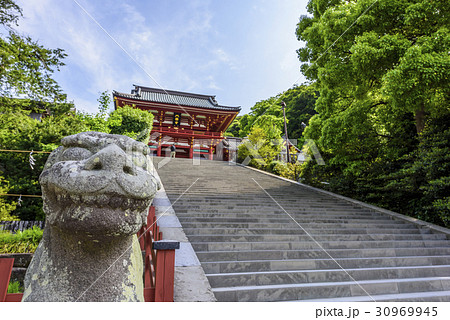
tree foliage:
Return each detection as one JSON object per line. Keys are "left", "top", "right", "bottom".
{"left": 0, "top": 33, "right": 67, "bottom": 103}
{"left": 237, "top": 127, "right": 283, "bottom": 170}
{"left": 0, "top": 176, "right": 16, "bottom": 220}
{"left": 0, "top": 104, "right": 91, "bottom": 220}
{"left": 296, "top": 0, "right": 449, "bottom": 226}
{"left": 107, "top": 105, "right": 154, "bottom": 143}
{"left": 0, "top": 1, "right": 67, "bottom": 106}
{"left": 0, "top": 0, "right": 21, "bottom": 28}
{"left": 226, "top": 84, "right": 317, "bottom": 177}
{"left": 225, "top": 84, "right": 318, "bottom": 142}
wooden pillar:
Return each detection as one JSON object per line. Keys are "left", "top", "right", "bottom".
{"left": 208, "top": 148, "right": 213, "bottom": 160}
{"left": 209, "top": 139, "right": 213, "bottom": 160}
{"left": 159, "top": 111, "right": 165, "bottom": 130}
{"left": 157, "top": 111, "right": 163, "bottom": 157}
{"left": 157, "top": 134, "right": 162, "bottom": 157}
{"left": 189, "top": 137, "right": 194, "bottom": 159}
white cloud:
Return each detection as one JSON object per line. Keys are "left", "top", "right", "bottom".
{"left": 14, "top": 0, "right": 170, "bottom": 112}
{"left": 213, "top": 48, "right": 239, "bottom": 70}
{"left": 205, "top": 75, "right": 220, "bottom": 91}
{"left": 12, "top": 0, "right": 310, "bottom": 115}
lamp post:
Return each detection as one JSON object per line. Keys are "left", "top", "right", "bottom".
{"left": 281, "top": 101, "right": 290, "bottom": 163}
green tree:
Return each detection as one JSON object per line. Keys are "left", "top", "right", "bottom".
{"left": 237, "top": 127, "right": 282, "bottom": 170}
{"left": 0, "top": 176, "right": 17, "bottom": 220}
{"left": 75, "top": 91, "right": 112, "bottom": 133}
{"left": 297, "top": 0, "right": 448, "bottom": 134}
{"left": 0, "top": 107, "right": 91, "bottom": 220}
{"left": 254, "top": 114, "right": 284, "bottom": 140}
{"left": 382, "top": 113, "right": 450, "bottom": 227}
{"left": 107, "top": 105, "right": 154, "bottom": 143}
{"left": 282, "top": 84, "right": 318, "bottom": 142}
{"left": 296, "top": 0, "right": 449, "bottom": 226}
{"left": 382, "top": 27, "right": 449, "bottom": 133}
{"left": 224, "top": 115, "right": 242, "bottom": 137}
{"left": 234, "top": 85, "right": 317, "bottom": 140}
{"left": 0, "top": 0, "right": 21, "bottom": 27}
{"left": 0, "top": 0, "right": 67, "bottom": 107}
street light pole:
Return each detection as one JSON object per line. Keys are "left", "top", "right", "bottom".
{"left": 281, "top": 101, "right": 290, "bottom": 163}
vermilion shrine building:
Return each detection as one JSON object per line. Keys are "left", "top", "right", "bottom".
{"left": 113, "top": 85, "right": 241, "bottom": 160}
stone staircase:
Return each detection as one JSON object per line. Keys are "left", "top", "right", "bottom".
{"left": 152, "top": 157, "right": 450, "bottom": 302}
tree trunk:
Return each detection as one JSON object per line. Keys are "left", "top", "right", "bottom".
{"left": 414, "top": 105, "right": 426, "bottom": 134}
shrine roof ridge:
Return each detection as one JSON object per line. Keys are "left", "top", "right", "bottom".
{"left": 113, "top": 85, "right": 241, "bottom": 112}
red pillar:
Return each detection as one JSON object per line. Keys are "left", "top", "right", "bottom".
{"left": 157, "top": 134, "right": 162, "bottom": 157}
{"left": 208, "top": 147, "right": 213, "bottom": 160}
{"left": 209, "top": 138, "right": 214, "bottom": 160}
{"left": 189, "top": 137, "right": 194, "bottom": 158}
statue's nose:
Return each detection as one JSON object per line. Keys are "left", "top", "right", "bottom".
{"left": 83, "top": 144, "right": 136, "bottom": 175}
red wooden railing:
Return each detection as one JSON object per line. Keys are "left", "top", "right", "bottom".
{"left": 0, "top": 258, "right": 23, "bottom": 302}
{"left": 1, "top": 205, "right": 179, "bottom": 302}
{"left": 155, "top": 126, "right": 223, "bottom": 138}
{"left": 138, "top": 205, "right": 180, "bottom": 302}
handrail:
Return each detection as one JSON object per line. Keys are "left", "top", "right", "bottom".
{"left": 153, "top": 240, "right": 179, "bottom": 301}
{"left": 138, "top": 206, "right": 179, "bottom": 302}
{"left": 0, "top": 258, "right": 24, "bottom": 302}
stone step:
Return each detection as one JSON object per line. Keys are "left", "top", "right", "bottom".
{"left": 171, "top": 201, "right": 378, "bottom": 208}
{"left": 178, "top": 217, "right": 418, "bottom": 228}
{"left": 172, "top": 202, "right": 370, "bottom": 209}
{"left": 174, "top": 208, "right": 377, "bottom": 215}
{"left": 176, "top": 212, "right": 396, "bottom": 221}
{"left": 165, "top": 187, "right": 268, "bottom": 192}
{"left": 174, "top": 199, "right": 353, "bottom": 205}
{"left": 196, "top": 247, "right": 450, "bottom": 262}
{"left": 192, "top": 240, "right": 450, "bottom": 252}
{"left": 183, "top": 227, "right": 426, "bottom": 236}
{"left": 171, "top": 197, "right": 365, "bottom": 205}
{"left": 206, "top": 265, "right": 450, "bottom": 288}
{"left": 172, "top": 197, "right": 362, "bottom": 203}
{"left": 212, "top": 276, "right": 450, "bottom": 302}
{"left": 166, "top": 191, "right": 335, "bottom": 197}
{"left": 185, "top": 233, "right": 446, "bottom": 243}
{"left": 174, "top": 211, "right": 388, "bottom": 219}
{"left": 297, "top": 290, "right": 450, "bottom": 302}
{"left": 180, "top": 222, "right": 427, "bottom": 233}
{"left": 172, "top": 202, "right": 383, "bottom": 209}
{"left": 201, "top": 255, "right": 450, "bottom": 274}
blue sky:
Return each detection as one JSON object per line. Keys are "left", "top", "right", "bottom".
{"left": 14, "top": 0, "right": 309, "bottom": 115}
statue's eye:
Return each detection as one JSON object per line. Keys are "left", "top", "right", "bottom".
{"left": 131, "top": 152, "right": 148, "bottom": 169}
{"left": 60, "top": 147, "right": 93, "bottom": 161}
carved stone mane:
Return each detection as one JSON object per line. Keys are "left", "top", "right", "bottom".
{"left": 22, "top": 132, "right": 160, "bottom": 302}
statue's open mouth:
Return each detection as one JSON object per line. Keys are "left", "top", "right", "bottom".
{"left": 42, "top": 182, "right": 153, "bottom": 235}
{"left": 45, "top": 184, "right": 153, "bottom": 212}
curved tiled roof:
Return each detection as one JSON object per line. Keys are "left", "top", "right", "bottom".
{"left": 113, "top": 86, "right": 241, "bottom": 112}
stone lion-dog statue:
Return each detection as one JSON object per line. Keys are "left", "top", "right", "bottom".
{"left": 22, "top": 132, "right": 160, "bottom": 301}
